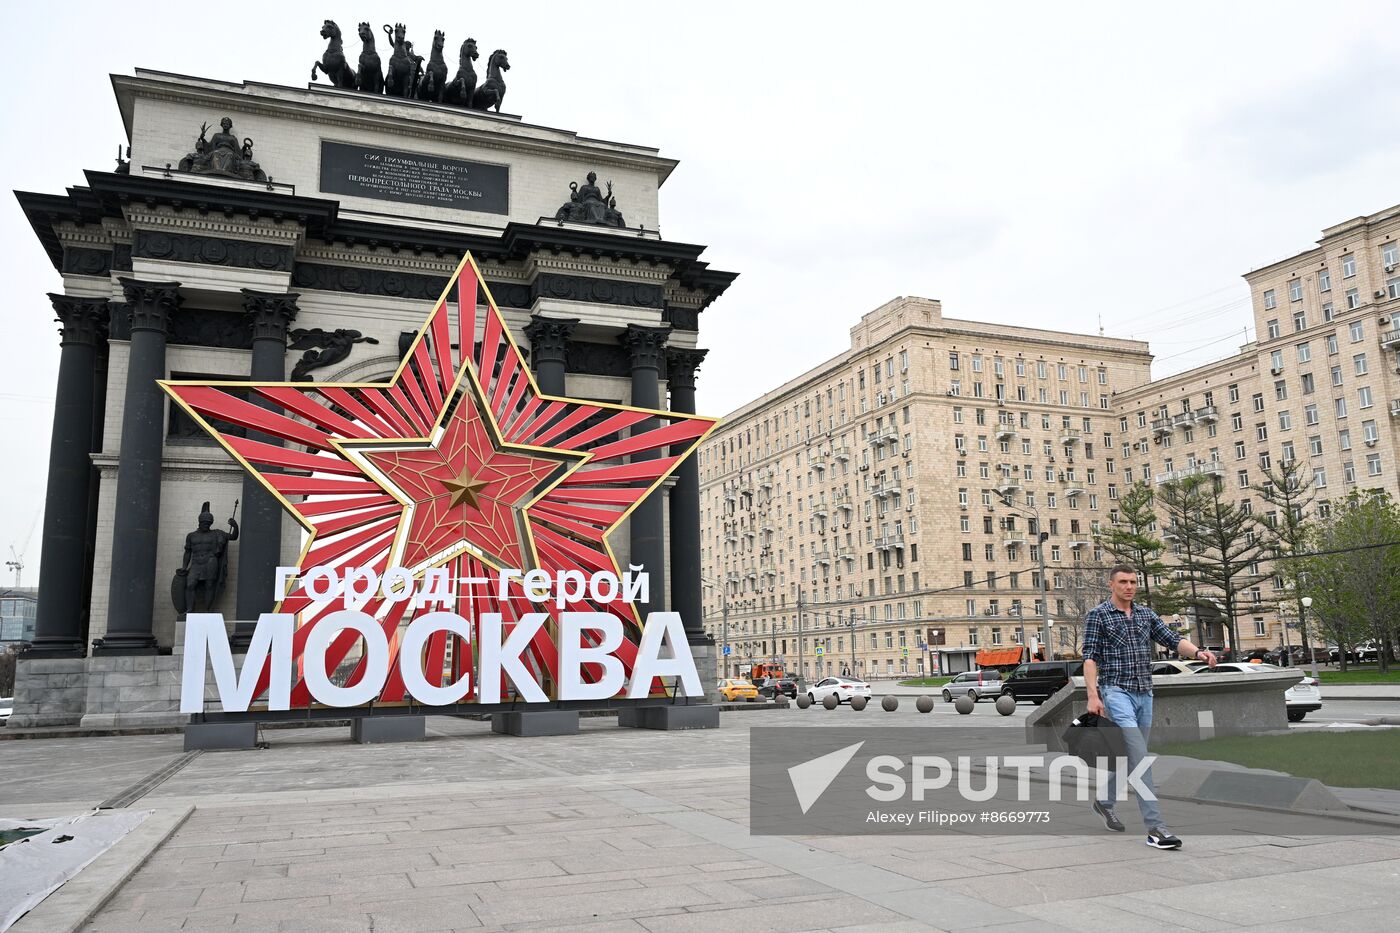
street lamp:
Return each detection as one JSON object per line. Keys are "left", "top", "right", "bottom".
{"left": 1300, "top": 596, "right": 1319, "bottom": 680}
{"left": 701, "top": 577, "right": 730, "bottom": 678}
{"left": 999, "top": 497, "right": 1053, "bottom": 657}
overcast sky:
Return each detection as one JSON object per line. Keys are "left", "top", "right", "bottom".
{"left": 3, "top": 1, "right": 1398, "bottom": 582}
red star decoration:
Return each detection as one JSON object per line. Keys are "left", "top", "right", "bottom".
{"left": 162, "top": 254, "right": 716, "bottom": 707}
{"left": 348, "top": 381, "right": 576, "bottom": 575}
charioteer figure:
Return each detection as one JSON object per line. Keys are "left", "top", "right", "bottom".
{"left": 172, "top": 500, "right": 240, "bottom": 617}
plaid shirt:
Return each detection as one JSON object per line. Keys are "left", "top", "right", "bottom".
{"left": 1081, "top": 599, "right": 1182, "bottom": 694}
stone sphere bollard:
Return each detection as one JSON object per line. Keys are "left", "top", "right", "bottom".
{"left": 881, "top": 695, "right": 899, "bottom": 712}
{"left": 774, "top": 695, "right": 790, "bottom": 708}
{"left": 916, "top": 695, "right": 934, "bottom": 714}
{"left": 954, "top": 695, "right": 976, "bottom": 715}
{"left": 995, "top": 695, "right": 1017, "bottom": 716}
{"left": 849, "top": 695, "right": 868, "bottom": 711}
{"left": 822, "top": 693, "right": 840, "bottom": 710}
{"left": 796, "top": 694, "right": 812, "bottom": 709}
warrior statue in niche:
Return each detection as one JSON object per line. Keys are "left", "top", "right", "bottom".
{"left": 172, "top": 501, "right": 239, "bottom": 618}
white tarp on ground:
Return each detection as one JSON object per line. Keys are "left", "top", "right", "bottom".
{"left": 0, "top": 809, "right": 150, "bottom": 931}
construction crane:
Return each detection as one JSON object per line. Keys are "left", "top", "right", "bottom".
{"left": 6, "top": 509, "right": 39, "bottom": 589}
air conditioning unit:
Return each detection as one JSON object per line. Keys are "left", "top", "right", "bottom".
{"left": 1387, "top": 264, "right": 1397, "bottom": 273}
{"left": 1365, "top": 438, "right": 1378, "bottom": 447}
{"left": 1383, "top": 315, "right": 1393, "bottom": 326}
{"left": 901, "top": 450, "right": 910, "bottom": 458}
{"left": 1271, "top": 366, "right": 1283, "bottom": 375}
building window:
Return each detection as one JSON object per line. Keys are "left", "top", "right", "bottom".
{"left": 1319, "top": 268, "right": 1331, "bottom": 292}
{"left": 1263, "top": 290, "right": 1277, "bottom": 310}
{"left": 1252, "top": 393, "right": 1265, "bottom": 413}
{"left": 1363, "top": 420, "right": 1379, "bottom": 444}
{"left": 1331, "top": 365, "right": 1344, "bottom": 387}
{"left": 1289, "top": 279, "right": 1303, "bottom": 302}
{"left": 1344, "top": 461, "right": 1356, "bottom": 484}
{"left": 1358, "top": 386, "right": 1373, "bottom": 409}
{"left": 1304, "top": 403, "right": 1319, "bottom": 426}
{"left": 1266, "top": 319, "right": 1280, "bottom": 339}
{"left": 1322, "top": 302, "right": 1335, "bottom": 322}
{"left": 1293, "top": 309, "right": 1306, "bottom": 331}
{"left": 1346, "top": 289, "right": 1361, "bottom": 311}
{"left": 1367, "top": 454, "right": 1382, "bottom": 476}
{"left": 1339, "top": 428, "right": 1351, "bottom": 450}
{"left": 1354, "top": 353, "right": 1368, "bottom": 376}
{"left": 1342, "top": 254, "right": 1356, "bottom": 277}
{"left": 1389, "top": 277, "right": 1400, "bottom": 300}
{"left": 1384, "top": 242, "right": 1399, "bottom": 266}
{"left": 1278, "top": 410, "right": 1292, "bottom": 431}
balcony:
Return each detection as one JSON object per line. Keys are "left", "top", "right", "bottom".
{"left": 1380, "top": 327, "right": 1400, "bottom": 349}
{"left": 723, "top": 530, "right": 739, "bottom": 544}
{"left": 1390, "top": 399, "right": 1400, "bottom": 418}
{"left": 811, "top": 501, "right": 830, "bottom": 519}
{"left": 832, "top": 446, "right": 852, "bottom": 462}
{"left": 868, "top": 428, "right": 899, "bottom": 447}
{"left": 812, "top": 550, "right": 831, "bottom": 566}
{"left": 1153, "top": 459, "right": 1227, "bottom": 486}
{"left": 742, "top": 527, "right": 756, "bottom": 540}
{"left": 809, "top": 452, "right": 828, "bottom": 471}
{"left": 1067, "top": 538, "right": 1090, "bottom": 549}
{"left": 760, "top": 520, "right": 775, "bottom": 536}
{"left": 875, "top": 534, "right": 906, "bottom": 551}
{"left": 723, "top": 487, "right": 737, "bottom": 502}
{"left": 1062, "top": 480, "right": 1086, "bottom": 497}
{"left": 725, "top": 571, "right": 740, "bottom": 584}
{"left": 1150, "top": 417, "right": 1174, "bottom": 437}
{"left": 758, "top": 473, "right": 775, "bottom": 491}
{"left": 1193, "top": 405, "right": 1219, "bottom": 424}
{"left": 993, "top": 477, "right": 1022, "bottom": 495}
{"left": 834, "top": 491, "right": 853, "bottom": 511}
{"left": 1002, "top": 530, "right": 1027, "bottom": 547}
{"left": 871, "top": 480, "right": 899, "bottom": 499}
{"left": 1058, "top": 428, "right": 1082, "bottom": 446}
{"left": 836, "top": 549, "right": 856, "bottom": 564}
{"left": 995, "top": 424, "right": 1019, "bottom": 441}
{"left": 738, "top": 480, "right": 754, "bottom": 497}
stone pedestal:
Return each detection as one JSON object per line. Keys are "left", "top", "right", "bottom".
{"left": 618, "top": 704, "right": 719, "bottom": 730}
{"left": 352, "top": 715, "right": 426, "bottom": 744}
{"left": 491, "top": 710, "right": 580, "bottom": 736}
{"left": 688, "top": 640, "right": 719, "bottom": 704}
{"left": 5, "top": 658, "right": 89, "bottom": 728}
{"left": 184, "top": 721, "right": 258, "bottom": 750}
{"left": 78, "top": 654, "right": 186, "bottom": 729}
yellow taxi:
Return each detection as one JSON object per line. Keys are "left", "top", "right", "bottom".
{"left": 717, "top": 678, "right": 760, "bottom": 702}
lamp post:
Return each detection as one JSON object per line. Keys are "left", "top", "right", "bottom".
{"left": 701, "top": 577, "right": 730, "bottom": 678}
{"left": 1301, "top": 596, "right": 1319, "bottom": 680}
{"left": 998, "top": 497, "right": 1053, "bottom": 658}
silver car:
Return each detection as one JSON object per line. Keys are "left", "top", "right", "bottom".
{"left": 941, "top": 670, "right": 1003, "bottom": 703}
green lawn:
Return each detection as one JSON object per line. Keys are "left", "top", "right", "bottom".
{"left": 1315, "top": 667, "right": 1400, "bottom": 685}
{"left": 897, "top": 677, "right": 953, "bottom": 687}
{"left": 1155, "top": 730, "right": 1400, "bottom": 790}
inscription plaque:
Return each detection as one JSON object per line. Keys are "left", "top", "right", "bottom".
{"left": 319, "top": 141, "right": 509, "bottom": 214}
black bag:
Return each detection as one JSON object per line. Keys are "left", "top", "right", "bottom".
{"left": 1062, "top": 710, "right": 1126, "bottom": 770}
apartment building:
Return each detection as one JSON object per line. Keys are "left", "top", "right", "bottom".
{"left": 698, "top": 297, "right": 1154, "bottom": 681}
{"left": 1112, "top": 202, "right": 1400, "bottom": 654}
{"left": 699, "top": 202, "right": 1400, "bottom": 680}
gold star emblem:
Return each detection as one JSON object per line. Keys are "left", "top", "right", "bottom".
{"left": 441, "top": 469, "right": 490, "bottom": 510}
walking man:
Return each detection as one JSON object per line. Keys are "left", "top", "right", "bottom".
{"left": 1082, "top": 564, "right": 1216, "bottom": 849}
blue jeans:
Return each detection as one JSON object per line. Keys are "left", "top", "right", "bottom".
{"left": 1097, "top": 685, "right": 1163, "bottom": 829}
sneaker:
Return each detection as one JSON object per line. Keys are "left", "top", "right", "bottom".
{"left": 1092, "top": 801, "right": 1125, "bottom": 833}
{"left": 1146, "top": 826, "right": 1183, "bottom": 850}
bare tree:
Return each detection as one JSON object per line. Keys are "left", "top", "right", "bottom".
{"left": 1055, "top": 561, "right": 1109, "bottom": 656}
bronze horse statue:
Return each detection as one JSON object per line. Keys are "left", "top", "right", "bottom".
{"left": 383, "top": 23, "right": 417, "bottom": 98}
{"left": 311, "top": 20, "right": 356, "bottom": 88}
{"left": 355, "top": 22, "right": 383, "bottom": 94}
{"left": 416, "top": 30, "right": 449, "bottom": 102}
{"left": 471, "top": 48, "right": 510, "bottom": 113}
{"left": 443, "top": 38, "right": 479, "bottom": 107}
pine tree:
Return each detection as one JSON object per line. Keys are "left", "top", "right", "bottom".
{"left": 1099, "top": 481, "right": 1182, "bottom": 616}
{"left": 1252, "top": 458, "right": 1317, "bottom": 658}
{"left": 1162, "top": 472, "right": 1260, "bottom": 656}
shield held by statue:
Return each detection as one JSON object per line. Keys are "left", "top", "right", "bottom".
{"left": 170, "top": 568, "right": 220, "bottom": 617}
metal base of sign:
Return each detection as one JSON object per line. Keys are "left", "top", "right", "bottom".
{"left": 491, "top": 710, "right": 580, "bottom": 736}
{"left": 184, "top": 721, "right": 258, "bottom": 751}
{"left": 617, "top": 704, "right": 719, "bottom": 731}
{"left": 352, "top": 715, "right": 426, "bottom": 744}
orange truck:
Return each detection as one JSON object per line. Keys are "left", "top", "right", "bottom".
{"left": 748, "top": 663, "right": 785, "bottom": 682}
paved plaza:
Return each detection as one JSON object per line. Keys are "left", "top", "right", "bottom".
{"left": 4, "top": 707, "right": 1400, "bottom": 932}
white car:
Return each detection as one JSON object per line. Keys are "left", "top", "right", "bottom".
{"left": 0, "top": 697, "right": 12, "bottom": 724}
{"left": 942, "top": 670, "right": 1003, "bottom": 702}
{"left": 807, "top": 677, "right": 872, "bottom": 705}
{"left": 1194, "top": 662, "right": 1322, "bottom": 722}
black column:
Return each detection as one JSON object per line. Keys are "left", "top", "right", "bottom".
{"left": 666, "top": 348, "right": 709, "bottom": 642}
{"left": 96, "top": 279, "right": 180, "bottom": 655}
{"left": 27, "top": 296, "right": 108, "bottom": 658}
{"left": 619, "top": 324, "right": 671, "bottom": 617}
{"left": 233, "top": 290, "right": 299, "bottom": 647}
{"left": 523, "top": 315, "right": 579, "bottom": 396}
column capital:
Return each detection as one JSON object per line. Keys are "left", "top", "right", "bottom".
{"left": 117, "top": 277, "right": 182, "bottom": 335}
{"left": 242, "top": 289, "right": 300, "bottom": 341}
{"left": 524, "top": 315, "right": 579, "bottom": 366}
{"left": 48, "top": 294, "right": 109, "bottom": 348}
{"left": 665, "top": 347, "right": 709, "bottom": 392}
{"left": 619, "top": 324, "right": 672, "bottom": 371}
